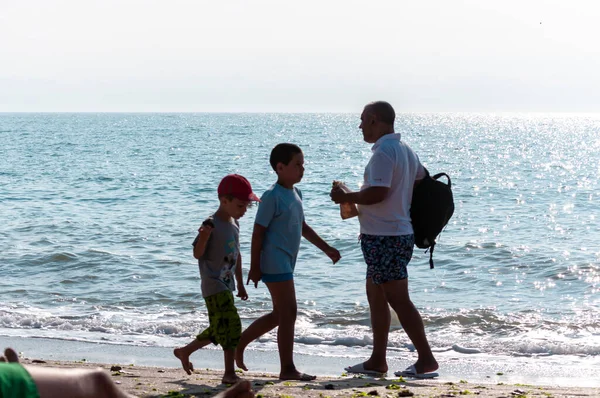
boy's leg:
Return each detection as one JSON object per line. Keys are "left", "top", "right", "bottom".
{"left": 173, "top": 337, "right": 211, "bottom": 375}
{"left": 209, "top": 291, "right": 243, "bottom": 384}
{"left": 222, "top": 349, "right": 240, "bottom": 385}
{"left": 175, "top": 293, "right": 220, "bottom": 374}
{"left": 235, "top": 308, "right": 279, "bottom": 371}
{"left": 266, "top": 280, "right": 315, "bottom": 381}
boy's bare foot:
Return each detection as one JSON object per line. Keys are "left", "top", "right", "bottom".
{"left": 235, "top": 348, "right": 248, "bottom": 371}
{"left": 279, "top": 370, "right": 316, "bottom": 381}
{"left": 221, "top": 373, "right": 242, "bottom": 385}
{"left": 173, "top": 348, "right": 194, "bottom": 375}
{"left": 215, "top": 380, "right": 255, "bottom": 398}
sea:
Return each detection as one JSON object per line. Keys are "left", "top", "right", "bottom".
{"left": 1, "top": 113, "right": 599, "bottom": 386}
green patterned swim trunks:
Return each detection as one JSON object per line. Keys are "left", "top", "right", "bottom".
{"left": 197, "top": 290, "right": 241, "bottom": 350}
{"left": 0, "top": 362, "right": 40, "bottom": 398}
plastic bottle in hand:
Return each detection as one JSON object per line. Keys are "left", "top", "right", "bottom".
{"left": 332, "top": 181, "right": 358, "bottom": 219}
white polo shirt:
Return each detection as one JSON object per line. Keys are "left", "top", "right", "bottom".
{"left": 357, "top": 133, "right": 426, "bottom": 236}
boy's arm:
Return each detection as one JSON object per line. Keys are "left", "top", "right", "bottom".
{"left": 301, "top": 221, "right": 329, "bottom": 252}
{"left": 193, "top": 223, "right": 213, "bottom": 259}
{"left": 235, "top": 253, "right": 248, "bottom": 300}
{"left": 235, "top": 253, "right": 244, "bottom": 285}
{"left": 247, "top": 223, "right": 267, "bottom": 287}
{"left": 302, "top": 221, "right": 341, "bottom": 264}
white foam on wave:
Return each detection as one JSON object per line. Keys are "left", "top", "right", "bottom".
{"left": 2, "top": 305, "right": 600, "bottom": 358}
{"left": 452, "top": 344, "right": 482, "bottom": 354}
{"left": 0, "top": 304, "right": 207, "bottom": 344}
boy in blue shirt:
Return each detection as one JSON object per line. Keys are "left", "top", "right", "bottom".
{"left": 235, "top": 143, "right": 341, "bottom": 381}
{"left": 174, "top": 174, "right": 260, "bottom": 385}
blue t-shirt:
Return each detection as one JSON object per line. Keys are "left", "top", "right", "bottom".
{"left": 254, "top": 183, "right": 304, "bottom": 275}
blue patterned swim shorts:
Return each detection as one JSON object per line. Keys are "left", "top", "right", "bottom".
{"left": 360, "top": 234, "right": 415, "bottom": 284}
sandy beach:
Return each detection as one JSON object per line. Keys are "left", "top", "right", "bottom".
{"left": 16, "top": 355, "right": 600, "bottom": 398}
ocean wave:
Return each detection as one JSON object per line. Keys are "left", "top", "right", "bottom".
{"left": 32, "top": 252, "right": 79, "bottom": 264}
{"left": 1, "top": 305, "right": 599, "bottom": 357}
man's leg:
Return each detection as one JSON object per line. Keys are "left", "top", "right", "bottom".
{"left": 382, "top": 279, "right": 438, "bottom": 374}
{"left": 362, "top": 278, "right": 391, "bottom": 373}
{"left": 355, "top": 234, "right": 391, "bottom": 374}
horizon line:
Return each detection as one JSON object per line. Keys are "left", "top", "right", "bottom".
{"left": 2, "top": 110, "right": 600, "bottom": 116}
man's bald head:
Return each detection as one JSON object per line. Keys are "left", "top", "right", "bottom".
{"left": 364, "top": 101, "right": 395, "bottom": 126}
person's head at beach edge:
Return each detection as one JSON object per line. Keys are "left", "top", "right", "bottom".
{"left": 270, "top": 143, "right": 304, "bottom": 187}
{"left": 360, "top": 101, "right": 395, "bottom": 144}
{"left": 217, "top": 174, "right": 260, "bottom": 219}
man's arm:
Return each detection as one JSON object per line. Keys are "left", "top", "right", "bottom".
{"left": 331, "top": 149, "right": 393, "bottom": 205}
{"left": 331, "top": 186, "right": 390, "bottom": 206}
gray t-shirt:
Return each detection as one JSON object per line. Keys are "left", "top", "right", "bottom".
{"left": 192, "top": 215, "right": 240, "bottom": 298}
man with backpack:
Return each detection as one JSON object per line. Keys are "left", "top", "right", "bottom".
{"left": 330, "top": 101, "right": 439, "bottom": 379}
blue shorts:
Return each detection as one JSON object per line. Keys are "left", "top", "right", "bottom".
{"left": 261, "top": 272, "right": 294, "bottom": 283}
{"left": 360, "top": 234, "right": 414, "bottom": 284}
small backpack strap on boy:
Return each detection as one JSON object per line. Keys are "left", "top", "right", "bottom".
{"left": 202, "top": 216, "right": 215, "bottom": 229}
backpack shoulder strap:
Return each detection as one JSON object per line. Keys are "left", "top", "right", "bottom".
{"left": 428, "top": 243, "right": 435, "bottom": 269}
{"left": 432, "top": 172, "right": 452, "bottom": 188}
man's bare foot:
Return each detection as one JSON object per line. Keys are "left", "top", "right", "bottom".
{"left": 413, "top": 358, "right": 439, "bottom": 374}
{"left": 221, "top": 373, "right": 242, "bottom": 385}
{"left": 173, "top": 348, "right": 194, "bottom": 375}
{"left": 359, "top": 358, "right": 388, "bottom": 374}
{"left": 279, "top": 370, "right": 316, "bottom": 381}
{"left": 215, "top": 380, "right": 255, "bottom": 398}
{"left": 235, "top": 348, "right": 248, "bottom": 371}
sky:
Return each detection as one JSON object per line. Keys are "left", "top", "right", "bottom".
{"left": 1, "top": 0, "right": 600, "bottom": 112}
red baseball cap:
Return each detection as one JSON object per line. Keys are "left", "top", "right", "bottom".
{"left": 218, "top": 174, "right": 261, "bottom": 202}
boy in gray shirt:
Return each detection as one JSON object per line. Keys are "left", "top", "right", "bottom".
{"left": 174, "top": 174, "right": 260, "bottom": 385}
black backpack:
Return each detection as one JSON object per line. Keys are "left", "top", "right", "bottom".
{"left": 410, "top": 169, "right": 454, "bottom": 269}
